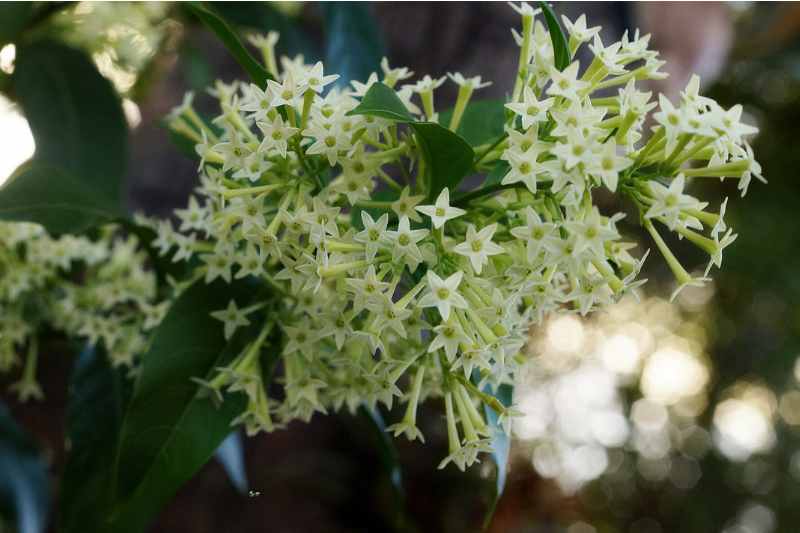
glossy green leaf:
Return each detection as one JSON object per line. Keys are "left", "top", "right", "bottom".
{"left": 212, "top": 2, "right": 318, "bottom": 60}
{"left": 0, "top": 403, "right": 49, "bottom": 533}
{"left": 348, "top": 83, "right": 475, "bottom": 203}
{"left": 323, "top": 2, "right": 384, "bottom": 85}
{"left": 0, "top": 161, "right": 123, "bottom": 235}
{"left": 0, "top": 2, "right": 33, "bottom": 45}
{"left": 214, "top": 431, "right": 248, "bottom": 494}
{"left": 438, "top": 99, "right": 506, "bottom": 147}
{"left": 106, "top": 280, "right": 254, "bottom": 533}
{"left": 347, "top": 81, "right": 414, "bottom": 122}
{"left": 187, "top": 3, "right": 272, "bottom": 87}
{"left": 539, "top": 1, "right": 570, "bottom": 71}
{"left": 2, "top": 41, "right": 127, "bottom": 233}
{"left": 60, "top": 347, "right": 130, "bottom": 533}
{"left": 484, "top": 161, "right": 510, "bottom": 188}
{"left": 411, "top": 122, "right": 474, "bottom": 200}
{"left": 481, "top": 384, "right": 512, "bottom": 529}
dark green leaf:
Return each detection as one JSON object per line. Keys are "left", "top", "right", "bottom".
{"left": 212, "top": 2, "right": 318, "bottom": 60}
{"left": 214, "top": 431, "right": 248, "bottom": 494}
{"left": 0, "top": 402, "right": 49, "bottom": 533}
{"left": 322, "top": 2, "right": 384, "bottom": 85}
{"left": 0, "top": 2, "right": 33, "bottom": 45}
{"left": 481, "top": 384, "right": 513, "bottom": 530}
{"left": 484, "top": 161, "right": 510, "bottom": 188}
{"left": 107, "top": 279, "right": 254, "bottom": 533}
{"left": 438, "top": 99, "right": 506, "bottom": 147}
{"left": 359, "top": 406, "right": 403, "bottom": 498}
{"left": 14, "top": 41, "right": 127, "bottom": 205}
{"left": 0, "top": 161, "right": 123, "bottom": 235}
{"left": 347, "top": 81, "right": 414, "bottom": 122}
{"left": 187, "top": 2, "right": 272, "bottom": 87}
{"left": 539, "top": 2, "right": 570, "bottom": 71}
{"left": 410, "top": 122, "right": 474, "bottom": 200}
{"left": 3, "top": 41, "right": 127, "bottom": 233}
{"left": 348, "top": 83, "right": 475, "bottom": 202}
{"left": 60, "top": 347, "right": 130, "bottom": 533}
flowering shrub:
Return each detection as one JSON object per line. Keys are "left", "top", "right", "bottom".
{"left": 0, "top": 2, "right": 763, "bottom": 531}
{"left": 0, "top": 222, "right": 164, "bottom": 399}
{"left": 156, "top": 2, "right": 761, "bottom": 471}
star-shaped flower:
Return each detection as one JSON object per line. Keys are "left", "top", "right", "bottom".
{"left": 415, "top": 188, "right": 466, "bottom": 229}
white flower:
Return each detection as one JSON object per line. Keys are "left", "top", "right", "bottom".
{"left": 210, "top": 300, "right": 252, "bottom": 340}
{"left": 391, "top": 187, "right": 426, "bottom": 222}
{"left": 546, "top": 62, "right": 589, "bottom": 101}
{"left": 354, "top": 212, "right": 389, "bottom": 261}
{"left": 256, "top": 115, "right": 298, "bottom": 158}
{"left": 453, "top": 224, "right": 504, "bottom": 274}
{"left": 561, "top": 14, "right": 601, "bottom": 43}
{"left": 428, "top": 320, "right": 469, "bottom": 361}
{"left": 387, "top": 216, "right": 429, "bottom": 265}
{"left": 645, "top": 174, "right": 706, "bottom": 230}
{"left": 418, "top": 271, "right": 468, "bottom": 321}
{"left": 505, "top": 86, "right": 555, "bottom": 130}
{"left": 300, "top": 61, "right": 340, "bottom": 94}
{"left": 415, "top": 188, "right": 466, "bottom": 229}
{"left": 510, "top": 206, "right": 557, "bottom": 263}
{"left": 447, "top": 72, "right": 492, "bottom": 91}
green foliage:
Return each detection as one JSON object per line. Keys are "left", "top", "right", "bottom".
{"left": 323, "top": 2, "right": 384, "bottom": 85}
{"left": 0, "top": 403, "right": 49, "bottom": 533}
{"left": 484, "top": 161, "right": 510, "bottom": 188}
{"left": 411, "top": 122, "right": 474, "bottom": 200}
{"left": 60, "top": 347, "right": 130, "bottom": 533}
{"left": 347, "top": 81, "right": 415, "bottom": 122}
{"left": 103, "top": 279, "right": 254, "bottom": 533}
{"left": 539, "top": 1, "right": 570, "bottom": 71}
{"left": 0, "top": 2, "right": 33, "bottom": 46}
{"left": 438, "top": 99, "right": 506, "bottom": 147}
{"left": 186, "top": 3, "right": 273, "bottom": 87}
{"left": 0, "top": 162, "right": 123, "bottom": 235}
{"left": 348, "top": 82, "right": 475, "bottom": 199}
{"left": 0, "top": 41, "right": 127, "bottom": 234}
{"left": 482, "top": 384, "right": 512, "bottom": 529}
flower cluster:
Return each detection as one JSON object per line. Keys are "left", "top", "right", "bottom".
{"left": 157, "top": 3, "right": 760, "bottom": 470}
{"left": 51, "top": 2, "right": 170, "bottom": 93}
{"left": 0, "top": 222, "right": 164, "bottom": 400}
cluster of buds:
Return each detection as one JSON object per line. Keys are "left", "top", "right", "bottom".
{"left": 158, "top": 3, "right": 760, "bottom": 470}
{"left": 0, "top": 222, "right": 164, "bottom": 401}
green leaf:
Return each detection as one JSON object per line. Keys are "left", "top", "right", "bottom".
{"left": 0, "top": 2, "right": 33, "bottom": 45}
{"left": 106, "top": 279, "right": 254, "bottom": 533}
{"left": 212, "top": 2, "right": 318, "bottom": 60}
{"left": 214, "top": 431, "right": 248, "bottom": 494}
{"left": 322, "top": 2, "right": 384, "bottom": 85}
{"left": 481, "top": 384, "right": 513, "bottom": 530}
{"left": 359, "top": 406, "right": 403, "bottom": 499}
{"left": 539, "top": 1, "right": 570, "bottom": 71}
{"left": 438, "top": 99, "right": 506, "bottom": 147}
{"left": 411, "top": 122, "right": 474, "bottom": 200}
{"left": 347, "top": 81, "right": 414, "bottom": 122}
{"left": 484, "top": 161, "right": 510, "bottom": 188}
{"left": 60, "top": 347, "right": 130, "bottom": 533}
{"left": 0, "top": 402, "right": 50, "bottom": 533}
{"left": 2, "top": 41, "right": 128, "bottom": 233}
{"left": 186, "top": 2, "right": 273, "bottom": 87}
{"left": 348, "top": 83, "right": 475, "bottom": 200}
{"left": 0, "top": 161, "right": 123, "bottom": 235}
